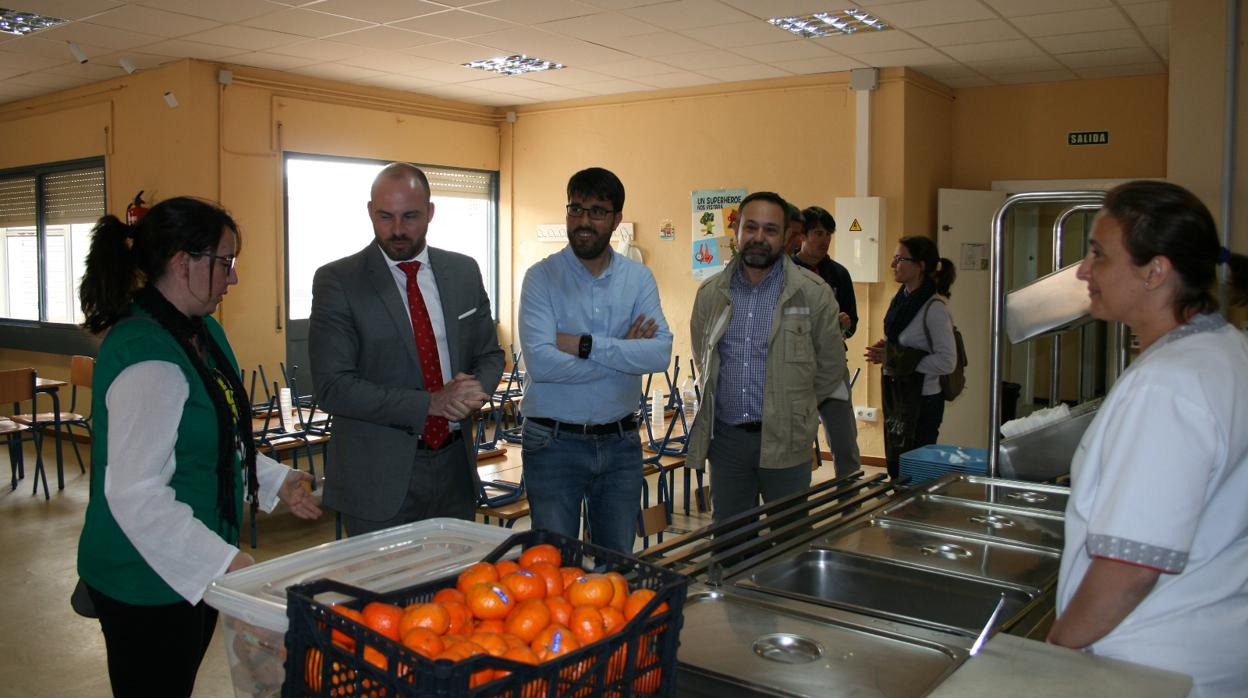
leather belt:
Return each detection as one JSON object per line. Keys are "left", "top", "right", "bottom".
{"left": 416, "top": 430, "right": 463, "bottom": 451}
{"left": 528, "top": 416, "right": 637, "bottom": 435}
{"left": 730, "top": 421, "right": 763, "bottom": 432}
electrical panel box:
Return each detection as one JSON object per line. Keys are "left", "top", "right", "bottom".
{"left": 833, "top": 197, "right": 882, "bottom": 283}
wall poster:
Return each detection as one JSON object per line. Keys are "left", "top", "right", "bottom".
{"left": 691, "top": 188, "right": 746, "bottom": 281}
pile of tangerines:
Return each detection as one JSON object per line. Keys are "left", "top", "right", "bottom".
{"left": 308, "top": 543, "right": 668, "bottom": 694}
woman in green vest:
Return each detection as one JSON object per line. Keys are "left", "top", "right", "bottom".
{"left": 76, "top": 197, "right": 322, "bottom": 697}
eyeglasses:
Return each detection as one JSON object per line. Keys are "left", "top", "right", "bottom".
{"left": 566, "top": 203, "right": 616, "bottom": 221}
{"left": 189, "top": 252, "right": 237, "bottom": 271}
{"left": 892, "top": 255, "right": 915, "bottom": 264}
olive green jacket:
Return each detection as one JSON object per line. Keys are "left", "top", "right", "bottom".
{"left": 686, "top": 256, "right": 848, "bottom": 470}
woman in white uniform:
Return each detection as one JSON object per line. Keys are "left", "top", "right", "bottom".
{"left": 1048, "top": 180, "right": 1248, "bottom": 697}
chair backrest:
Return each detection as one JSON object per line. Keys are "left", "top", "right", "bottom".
{"left": 0, "top": 368, "right": 35, "bottom": 405}
{"left": 71, "top": 355, "right": 95, "bottom": 388}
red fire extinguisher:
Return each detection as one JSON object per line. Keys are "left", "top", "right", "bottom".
{"left": 126, "top": 191, "right": 148, "bottom": 225}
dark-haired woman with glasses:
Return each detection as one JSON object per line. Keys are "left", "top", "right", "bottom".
{"left": 865, "top": 236, "right": 957, "bottom": 478}
{"left": 76, "top": 197, "right": 322, "bottom": 697}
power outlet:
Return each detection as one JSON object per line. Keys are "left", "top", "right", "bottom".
{"left": 854, "top": 406, "right": 879, "bottom": 422}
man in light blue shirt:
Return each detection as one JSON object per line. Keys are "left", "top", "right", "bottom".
{"left": 518, "top": 167, "right": 673, "bottom": 554}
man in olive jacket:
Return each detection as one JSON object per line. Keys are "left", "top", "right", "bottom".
{"left": 686, "top": 191, "right": 850, "bottom": 520}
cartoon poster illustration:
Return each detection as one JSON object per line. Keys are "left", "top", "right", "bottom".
{"left": 691, "top": 188, "right": 746, "bottom": 280}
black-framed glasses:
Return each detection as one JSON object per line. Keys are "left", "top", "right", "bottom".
{"left": 566, "top": 203, "right": 615, "bottom": 221}
{"left": 189, "top": 252, "right": 237, "bottom": 271}
{"left": 892, "top": 255, "right": 915, "bottom": 264}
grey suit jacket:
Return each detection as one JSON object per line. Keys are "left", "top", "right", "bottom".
{"left": 308, "top": 243, "right": 505, "bottom": 520}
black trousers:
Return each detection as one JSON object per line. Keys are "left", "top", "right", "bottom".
{"left": 85, "top": 583, "right": 218, "bottom": 698}
{"left": 341, "top": 441, "right": 476, "bottom": 537}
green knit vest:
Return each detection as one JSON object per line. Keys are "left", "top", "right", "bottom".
{"left": 77, "top": 306, "right": 243, "bottom": 605}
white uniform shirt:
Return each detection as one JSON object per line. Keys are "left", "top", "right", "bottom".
{"left": 1057, "top": 315, "right": 1248, "bottom": 698}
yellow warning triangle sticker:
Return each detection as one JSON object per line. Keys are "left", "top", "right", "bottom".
{"left": 848, "top": 219, "right": 862, "bottom": 232}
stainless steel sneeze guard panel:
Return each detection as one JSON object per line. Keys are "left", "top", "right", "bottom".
{"left": 812, "top": 519, "right": 1060, "bottom": 592}
{"left": 920, "top": 475, "right": 1070, "bottom": 513}
{"left": 877, "top": 495, "right": 1066, "bottom": 552}
{"left": 677, "top": 590, "right": 965, "bottom": 698}
{"left": 1004, "top": 263, "right": 1094, "bottom": 344}
{"left": 736, "top": 549, "right": 1037, "bottom": 637}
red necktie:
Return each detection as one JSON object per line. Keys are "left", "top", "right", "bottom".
{"left": 398, "top": 260, "right": 449, "bottom": 448}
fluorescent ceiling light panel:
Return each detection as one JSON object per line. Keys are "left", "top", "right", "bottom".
{"left": 463, "top": 54, "right": 564, "bottom": 76}
{"left": 0, "top": 7, "right": 68, "bottom": 35}
{"left": 769, "top": 9, "right": 890, "bottom": 39}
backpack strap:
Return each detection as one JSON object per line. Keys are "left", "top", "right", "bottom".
{"left": 921, "top": 297, "right": 945, "bottom": 354}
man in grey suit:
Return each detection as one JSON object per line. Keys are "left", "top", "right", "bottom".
{"left": 309, "top": 162, "right": 505, "bottom": 536}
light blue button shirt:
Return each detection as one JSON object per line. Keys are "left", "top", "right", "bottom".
{"left": 519, "top": 246, "right": 673, "bottom": 425}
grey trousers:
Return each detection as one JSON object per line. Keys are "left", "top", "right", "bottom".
{"left": 341, "top": 442, "right": 476, "bottom": 537}
{"left": 819, "top": 397, "right": 861, "bottom": 479}
{"left": 708, "top": 420, "right": 812, "bottom": 522}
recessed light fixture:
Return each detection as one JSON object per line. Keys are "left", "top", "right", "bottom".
{"left": 0, "top": 7, "right": 68, "bottom": 35}
{"left": 463, "top": 55, "right": 564, "bottom": 76}
{"left": 769, "top": 9, "right": 891, "bottom": 38}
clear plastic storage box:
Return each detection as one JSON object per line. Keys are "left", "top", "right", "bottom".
{"left": 203, "top": 519, "right": 512, "bottom": 698}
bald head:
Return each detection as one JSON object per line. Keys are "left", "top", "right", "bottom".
{"left": 368, "top": 162, "right": 436, "bottom": 261}
{"left": 371, "top": 162, "right": 431, "bottom": 201}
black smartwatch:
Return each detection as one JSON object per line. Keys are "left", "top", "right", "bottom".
{"left": 577, "top": 334, "right": 592, "bottom": 359}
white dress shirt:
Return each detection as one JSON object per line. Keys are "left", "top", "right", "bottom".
{"left": 382, "top": 243, "right": 453, "bottom": 386}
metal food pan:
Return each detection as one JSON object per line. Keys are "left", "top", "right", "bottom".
{"left": 877, "top": 495, "right": 1065, "bottom": 552}
{"left": 919, "top": 474, "right": 1070, "bottom": 513}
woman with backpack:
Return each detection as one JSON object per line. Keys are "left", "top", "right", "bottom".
{"left": 865, "top": 235, "right": 958, "bottom": 478}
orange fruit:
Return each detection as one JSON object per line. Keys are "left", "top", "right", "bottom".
{"left": 305, "top": 647, "right": 324, "bottom": 692}
{"left": 567, "top": 574, "right": 614, "bottom": 609}
{"left": 401, "top": 627, "right": 445, "bottom": 658}
{"left": 501, "top": 569, "right": 547, "bottom": 602}
{"left": 442, "top": 600, "right": 472, "bottom": 636}
{"left": 504, "top": 598, "right": 551, "bottom": 643}
{"left": 526, "top": 562, "right": 563, "bottom": 598}
{"left": 531, "top": 624, "right": 579, "bottom": 659}
{"left": 433, "top": 588, "right": 467, "bottom": 606}
{"left": 433, "top": 643, "right": 474, "bottom": 662}
{"left": 496, "top": 559, "right": 521, "bottom": 576}
{"left": 544, "top": 595, "right": 573, "bottom": 627}
{"left": 466, "top": 582, "right": 515, "bottom": 620}
{"left": 457, "top": 562, "right": 500, "bottom": 594}
{"left": 600, "top": 607, "right": 626, "bottom": 636}
{"left": 496, "top": 645, "right": 540, "bottom": 679}
{"left": 363, "top": 645, "right": 388, "bottom": 670}
{"left": 362, "top": 601, "right": 404, "bottom": 641}
{"left": 623, "top": 589, "right": 667, "bottom": 621}
{"left": 330, "top": 605, "right": 365, "bottom": 651}
{"left": 569, "top": 606, "right": 605, "bottom": 645}
{"left": 473, "top": 618, "right": 505, "bottom": 634}
{"left": 400, "top": 602, "right": 450, "bottom": 637}
{"left": 470, "top": 631, "right": 509, "bottom": 657}
{"left": 520, "top": 543, "right": 562, "bottom": 569}
{"left": 500, "top": 632, "right": 528, "bottom": 650}
{"left": 604, "top": 572, "right": 629, "bottom": 611}
{"left": 559, "top": 566, "right": 584, "bottom": 591}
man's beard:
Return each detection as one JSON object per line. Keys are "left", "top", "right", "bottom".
{"left": 570, "top": 227, "right": 612, "bottom": 260}
{"left": 741, "top": 242, "right": 780, "bottom": 269}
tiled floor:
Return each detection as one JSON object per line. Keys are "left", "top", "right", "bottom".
{"left": 0, "top": 438, "right": 870, "bottom": 697}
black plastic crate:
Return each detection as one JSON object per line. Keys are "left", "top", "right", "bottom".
{"left": 283, "top": 529, "right": 688, "bottom": 698}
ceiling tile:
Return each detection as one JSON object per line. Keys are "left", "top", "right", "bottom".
{"left": 912, "top": 62, "right": 976, "bottom": 79}
{"left": 94, "top": 49, "right": 176, "bottom": 70}
{"left": 1056, "top": 46, "right": 1159, "bottom": 68}
{"left": 474, "top": 27, "right": 633, "bottom": 66}
{"left": 514, "top": 84, "right": 593, "bottom": 100}
{"left": 522, "top": 66, "right": 612, "bottom": 85}
{"left": 179, "top": 25, "right": 305, "bottom": 50}
{"left": 5, "top": 70, "right": 95, "bottom": 88}
{"left": 941, "top": 38, "right": 1043, "bottom": 61}
{"left": 590, "top": 57, "right": 681, "bottom": 78}
{"left": 637, "top": 70, "right": 719, "bottom": 88}
{"left": 1011, "top": 8, "right": 1129, "bottom": 37}
{"left": 356, "top": 73, "right": 442, "bottom": 91}
{"left": 581, "top": 0, "right": 674, "bottom": 8}
{"left": 595, "top": 31, "right": 712, "bottom": 57}
{"left": 981, "top": 0, "right": 1111, "bottom": 17}
{"left": 464, "top": 91, "right": 538, "bottom": 106}
{"left": 338, "top": 51, "right": 440, "bottom": 73}
{"left": 1074, "top": 61, "right": 1166, "bottom": 79}
{"left": 966, "top": 54, "right": 1064, "bottom": 74}
{"left": 866, "top": 0, "right": 996, "bottom": 28}
{"left": 680, "top": 20, "right": 798, "bottom": 48}
{"left": 46, "top": 60, "right": 126, "bottom": 79}
{"left": 814, "top": 30, "right": 926, "bottom": 55}
{"left": 732, "top": 39, "right": 831, "bottom": 63}
{"left": 7, "top": 0, "right": 123, "bottom": 20}
{"left": 32, "top": 22, "right": 163, "bottom": 50}
{"left": 623, "top": 0, "right": 755, "bottom": 30}
{"left": 418, "top": 83, "right": 497, "bottom": 99}
{"left": 290, "top": 62, "right": 385, "bottom": 81}
{"left": 0, "top": 50, "right": 71, "bottom": 71}
{"left": 1035, "top": 28, "right": 1144, "bottom": 54}
{"left": 852, "top": 46, "right": 951, "bottom": 67}
{"left": 242, "top": 9, "right": 374, "bottom": 38}
{"left": 470, "top": 0, "right": 600, "bottom": 24}
{"left": 390, "top": 10, "right": 518, "bottom": 38}
{"left": 224, "top": 51, "right": 320, "bottom": 70}
{"left": 715, "top": 0, "right": 833, "bottom": 19}
{"left": 942, "top": 74, "right": 994, "bottom": 87}
{"left": 307, "top": 0, "right": 445, "bottom": 24}
{"left": 0, "top": 82, "right": 47, "bottom": 101}
{"left": 573, "top": 76, "right": 653, "bottom": 94}
{"left": 769, "top": 54, "right": 866, "bottom": 74}
{"left": 401, "top": 40, "right": 503, "bottom": 63}
{"left": 660, "top": 47, "right": 754, "bottom": 70}
{"left": 134, "top": 0, "right": 282, "bottom": 23}
{"left": 462, "top": 75, "right": 554, "bottom": 93}
{"left": 1123, "top": 1, "right": 1167, "bottom": 27}
{"left": 0, "top": 36, "right": 110, "bottom": 60}
{"left": 909, "top": 19, "right": 1022, "bottom": 46}
{"left": 331, "top": 26, "right": 443, "bottom": 50}
{"left": 140, "top": 38, "right": 246, "bottom": 59}
{"left": 403, "top": 62, "right": 488, "bottom": 82}
{"left": 1139, "top": 24, "right": 1167, "bottom": 57}
{"left": 268, "top": 39, "right": 373, "bottom": 60}
{"left": 698, "top": 62, "right": 790, "bottom": 82}
{"left": 84, "top": 5, "right": 222, "bottom": 37}
{"left": 992, "top": 69, "right": 1077, "bottom": 84}
{"left": 539, "top": 12, "right": 659, "bottom": 41}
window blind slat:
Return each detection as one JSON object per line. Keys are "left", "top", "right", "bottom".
{"left": 425, "top": 168, "right": 492, "bottom": 199}
{"left": 0, "top": 176, "right": 37, "bottom": 227}
{"left": 43, "top": 167, "right": 106, "bottom": 224}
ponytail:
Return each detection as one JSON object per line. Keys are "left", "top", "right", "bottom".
{"left": 79, "top": 215, "right": 138, "bottom": 334}
{"left": 933, "top": 257, "right": 957, "bottom": 298}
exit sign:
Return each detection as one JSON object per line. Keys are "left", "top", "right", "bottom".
{"left": 1068, "top": 131, "right": 1109, "bottom": 146}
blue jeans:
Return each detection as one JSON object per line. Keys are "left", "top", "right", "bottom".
{"left": 521, "top": 419, "right": 644, "bottom": 555}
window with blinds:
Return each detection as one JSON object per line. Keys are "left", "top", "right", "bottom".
{"left": 0, "top": 160, "right": 105, "bottom": 325}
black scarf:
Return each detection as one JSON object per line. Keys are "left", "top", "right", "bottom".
{"left": 883, "top": 280, "right": 935, "bottom": 344}
{"left": 132, "top": 287, "right": 258, "bottom": 538}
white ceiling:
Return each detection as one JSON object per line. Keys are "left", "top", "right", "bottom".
{"left": 0, "top": 0, "right": 1169, "bottom": 107}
